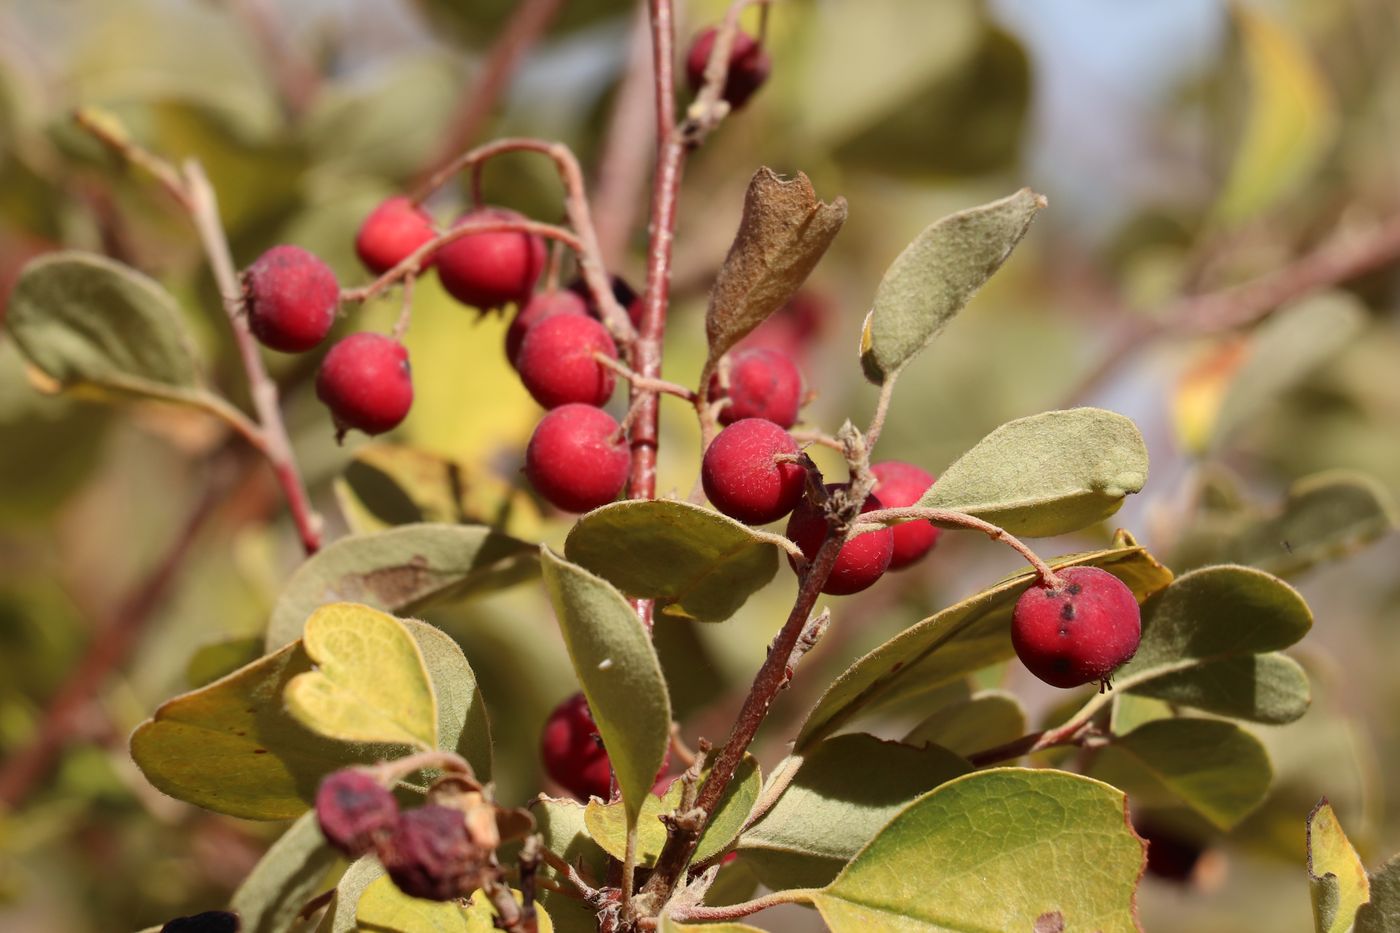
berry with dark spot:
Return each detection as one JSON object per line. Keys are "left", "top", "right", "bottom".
{"left": 870, "top": 461, "right": 940, "bottom": 569}
{"left": 506, "top": 289, "right": 589, "bottom": 368}
{"left": 243, "top": 245, "right": 339, "bottom": 353}
{"left": 380, "top": 805, "right": 487, "bottom": 901}
{"left": 315, "top": 769, "right": 398, "bottom": 857}
{"left": 517, "top": 313, "right": 618, "bottom": 409}
{"left": 355, "top": 196, "right": 438, "bottom": 275}
{"left": 1010, "top": 566, "right": 1141, "bottom": 689}
{"left": 785, "top": 485, "right": 894, "bottom": 595}
{"left": 701, "top": 418, "right": 807, "bottom": 525}
{"left": 685, "top": 26, "right": 772, "bottom": 110}
{"left": 709, "top": 348, "right": 804, "bottom": 428}
{"left": 435, "top": 207, "right": 545, "bottom": 311}
{"left": 316, "top": 333, "right": 413, "bottom": 438}
{"left": 525, "top": 404, "right": 629, "bottom": 513}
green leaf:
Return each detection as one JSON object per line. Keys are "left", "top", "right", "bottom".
{"left": 1355, "top": 854, "right": 1400, "bottom": 933}
{"left": 284, "top": 603, "right": 438, "bottom": 750}
{"left": 6, "top": 251, "right": 204, "bottom": 404}
{"left": 796, "top": 542, "right": 1171, "bottom": 749}
{"left": 529, "top": 796, "right": 609, "bottom": 887}
{"left": 1114, "top": 565, "right": 1312, "bottom": 698}
{"left": 860, "top": 188, "right": 1045, "bottom": 383}
{"left": 230, "top": 812, "right": 337, "bottom": 933}
{"left": 564, "top": 500, "right": 782, "bottom": 623}
{"left": 740, "top": 734, "right": 970, "bottom": 890}
{"left": 132, "top": 619, "right": 489, "bottom": 819}
{"left": 811, "top": 769, "right": 1145, "bottom": 932}
{"left": 1088, "top": 719, "right": 1272, "bottom": 830}
{"left": 185, "top": 636, "right": 265, "bottom": 689}
{"left": 1125, "top": 652, "right": 1310, "bottom": 724}
{"left": 916, "top": 408, "right": 1148, "bottom": 536}
{"left": 902, "top": 689, "right": 1026, "bottom": 757}
{"left": 356, "top": 874, "right": 468, "bottom": 931}
{"left": 584, "top": 756, "right": 761, "bottom": 867}
{"left": 539, "top": 548, "right": 671, "bottom": 826}
{"left": 1308, "top": 799, "right": 1370, "bottom": 933}
{"left": 462, "top": 888, "right": 555, "bottom": 932}
{"left": 704, "top": 168, "right": 847, "bottom": 363}
{"left": 316, "top": 857, "right": 382, "bottom": 933}
{"left": 266, "top": 523, "right": 538, "bottom": 649}
{"left": 1215, "top": 5, "right": 1336, "bottom": 225}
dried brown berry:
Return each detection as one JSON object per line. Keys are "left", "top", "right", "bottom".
{"left": 315, "top": 768, "right": 398, "bottom": 857}
{"left": 380, "top": 805, "right": 489, "bottom": 901}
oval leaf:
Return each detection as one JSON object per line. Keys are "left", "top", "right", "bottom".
{"left": 740, "top": 734, "right": 970, "bottom": 891}
{"left": 902, "top": 689, "right": 1027, "bottom": 756}
{"left": 1126, "top": 652, "right": 1310, "bottom": 724}
{"left": 539, "top": 548, "right": 671, "bottom": 826}
{"left": 796, "top": 542, "right": 1172, "bottom": 749}
{"left": 315, "top": 856, "right": 382, "bottom": 933}
{"left": 811, "top": 769, "right": 1145, "bottom": 932}
{"left": 917, "top": 408, "right": 1148, "bottom": 536}
{"left": 1354, "top": 853, "right": 1400, "bottom": 933}
{"left": 266, "top": 523, "right": 538, "bottom": 649}
{"left": 1089, "top": 719, "right": 1272, "bottom": 830}
{"left": 1308, "top": 799, "right": 1370, "bottom": 933}
{"left": 356, "top": 874, "right": 467, "bottom": 931}
{"left": 860, "top": 187, "right": 1045, "bottom": 383}
{"left": 284, "top": 603, "right": 438, "bottom": 749}
{"left": 529, "top": 796, "right": 610, "bottom": 887}
{"left": 462, "top": 888, "right": 554, "bottom": 932}
{"left": 7, "top": 251, "right": 202, "bottom": 401}
{"left": 564, "top": 500, "right": 782, "bottom": 623}
{"left": 705, "top": 168, "right": 847, "bottom": 363}
{"left": 230, "top": 811, "right": 337, "bottom": 933}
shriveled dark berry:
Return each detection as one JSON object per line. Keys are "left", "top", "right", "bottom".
{"left": 315, "top": 768, "right": 398, "bottom": 857}
{"left": 380, "top": 805, "right": 488, "bottom": 901}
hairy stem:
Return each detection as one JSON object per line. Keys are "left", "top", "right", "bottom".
{"left": 667, "top": 888, "right": 820, "bottom": 923}
{"left": 855, "top": 506, "right": 1062, "bottom": 588}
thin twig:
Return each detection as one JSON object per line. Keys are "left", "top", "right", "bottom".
{"left": 594, "top": 352, "right": 697, "bottom": 401}
{"left": 855, "top": 506, "right": 1062, "bottom": 588}
{"left": 965, "top": 709, "right": 1108, "bottom": 768}
{"left": 666, "top": 888, "right": 820, "bottom": 923}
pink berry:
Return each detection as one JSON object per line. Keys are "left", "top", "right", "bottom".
{"left": 435, "top": 207, "right": 546, "bottom": 310}
{"left": 525, "top": 404, "right": 629, "bottom": 513}
{"left": 517, "top": 314, "right": 618, "bottom": 409}
{"left": 355, "top": 196, "right": 438, "bottom": 275}
{"left": 685, "top": 26, "right": 772, "bottom": 110}
{"left": 785, "top": 485, "right": 894, "bottom": 595}
{"left": 316, "top": 333, "right": 413, "bottom": 438}
{"left": 701, "top": 418, "right": 806, "bottom": 525}
{"left": 709, "top": 347, "right": 804, "bottom": 428}
{"left": 1011, "top": 566, "right": 1142, "bottom": 689}
{"left": 540, "top": 692, "right": 613, "bottom": 801}
{"left": 380, "top": 805, "right": 486, "bottom": 901}
{"left": 870, "top": 461, "right": 940, "bottom": 570}
{"left": 506, "top": 290, "right": 589, "bottom": 367}
{"left": 315, "top": 769, "right": 398, "bottom": 857}
{"left": 243, "top": 245, "right": 339, "bottom": 353}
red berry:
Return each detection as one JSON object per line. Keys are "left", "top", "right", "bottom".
{"left": 525, "top": 404, "right": 629, "bottom": 513}
{"left": 1010, "top": 566, "right": 1142, "bottom": 689}
{"left": 435, "top": 207, "right": 545, "bottom": 311}
{"left": 701, "top": 418, "right": 806, "bottom": 525}
{"left": 517, "top": 314, "right": 618, "bottom": 409}
{"left": 870, "top": 461, "right": 940, "bottom": 570}
{"left": 685, "top": 26, "right": 772, "bottom": 110}
{"left": 506, "top": 289, "right": 589, "bottom": 367}
{"left": 709, "top": 347, "right": 803, "bottom": 428}
{"left": 380, "top": 805, "right": 487, "bottom": 901}
{"left": 243, "top": 245, "right": 339, "bottom": 352}
{"left": 315, "top": 769, "right": 398, "bottom": 857}
{"left": 785, "top": 486, "right": 894, "bottom": 595}
{"left": 316, "top": 333, "right": 413, "bottom": 438}
{"left": 355, "top": 196, "right": 438, "bottom": 275}
{"left": 540, "top": 692, "right": 613, "bottom": 801}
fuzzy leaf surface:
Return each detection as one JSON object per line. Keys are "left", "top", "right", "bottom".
{"left": 811, "top": 769, "right": 1146, "bottom": 932}
{"left": 797, "top": 542, "right": 1171, "bottom": 749}
{"left": 705, "top": 168, "right": 847, "bottom": 362}
{"left": 462, "top": 889, "right": 554, "bottom": 932}
{"left": 266, "top": 523, "right": 537, "bottom": 649}
{"left": 315, "top": 857, "right": 381, "bottom": 932}
{"left": 739, "top": 734, "right": 969, "bottom": 890}
{"left": 1125, "top": 652, "right": 1310, "bottom": 724}
{"left": 6, "top": 251, "right": 202, "bottom": 402}
{"left": 230, "top": 811, "right": 337, "bottom": 933}
{"left": 1355, "top": 854, "right": 1400, "bottom": 933}
{"left": 356, "top": 874, "right": 468, "bottom": 931}
{"left": 530, "top": 796, "right": 610, "bottom": 886}
{"left": 564, "top": 499, "right": 781, "bottom": 622}
{"left": 284, "top": 603, "right": 438, "bottom": 749}
{"left": 1308, "top": 799, "right": 1370, "bottom": 933}
{"left": 902, "top": 689, "right": 1026, "bottom": 756}
{"left": 1088, "top": 719, "right": 1272, "bottom": 830}
{"left": 917, "top": 408, "right": 1148, "bottom": 536}
{"left": 860, "top": 188, "right": 1044, "bottom": 382}
{"left": 540, "top": 548, "right": 671, "bottom": 826}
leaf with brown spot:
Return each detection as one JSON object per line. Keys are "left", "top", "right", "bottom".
{"left": 704, "top": 168, "right": 847, "bottom": 365}
{"left": 1034, "top": 911, "right": 1066, "bottom": 933}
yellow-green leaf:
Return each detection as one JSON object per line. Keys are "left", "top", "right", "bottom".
{"left": 811, "top": 769, "right": 1145, "bottom": 932}
{"left": 539, "top": 548, "right": 671, "bottom": 827}
{"left": 356, "top": 874, "right": 467, "bottom": 931}
{"left": 284, "top": 603, "right": 438, "bottom": 749}
{"left": 902, "top": 689, "right": 1026, "bottom": 757}
{"left": 462, "top": 888, "right": 554, "bottom": 932}
{"left": 1308, "top": 799, "right": 1370, "bottom": 933}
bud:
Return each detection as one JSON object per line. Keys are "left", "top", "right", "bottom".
{"left": 380, "top": 805, "right": 490, "bottom": 901}
{"left": 315, "top": 769, "right": 398, "bottom": 857}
